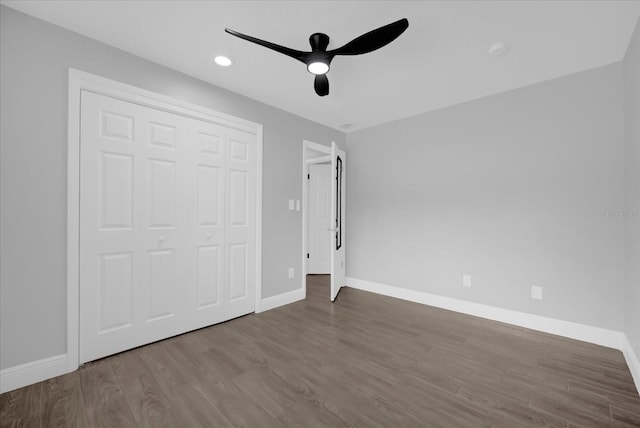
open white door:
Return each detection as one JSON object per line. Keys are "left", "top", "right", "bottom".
{"left": 330, "top": 142, "right": 346, "bottom": 301}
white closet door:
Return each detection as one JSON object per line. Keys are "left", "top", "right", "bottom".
{"left": 79, "top": 91, "right": 257, "bottom": 363}
{"left": 79, "top": 92, "right": 139, "bottom": 363}
{"left": 187, "top": 119, "right": 227, "bottom": 327}
{"left": 79, "top": 91, "right": 190, "bottom": 362}
{"left": 224, "top": 129, "right": 256, "bottom": 320}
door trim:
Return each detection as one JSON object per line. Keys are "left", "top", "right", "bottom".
{"left": 67, "top": 68, "right": 263, "bottom": 372}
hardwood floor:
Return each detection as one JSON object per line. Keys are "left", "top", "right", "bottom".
{"left": 2, "top": 275, "right": 639, "bottom": 427}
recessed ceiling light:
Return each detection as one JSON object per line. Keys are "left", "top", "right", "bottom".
{"left": 489, "top": 43, "right": 508, "bottom": 57}
{"left": 214, "top": 55, "right": 233, "bottom": 67}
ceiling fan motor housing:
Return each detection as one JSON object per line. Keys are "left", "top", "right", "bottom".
{"left": 310, "top": 33, "right": 330, "bottom": 51}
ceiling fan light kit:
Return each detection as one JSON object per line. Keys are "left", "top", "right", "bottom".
{"left": 307, "top": 61, "right": 330, "bottom": 75}
{"left": 225, "top": 18, "right": 409, "bottom": 96}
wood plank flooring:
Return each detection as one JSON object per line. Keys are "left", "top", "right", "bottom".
{"left": 2, "top": 275, "right": 639, "bottom": 427}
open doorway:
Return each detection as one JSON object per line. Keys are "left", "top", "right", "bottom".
{"left": 308, "top": 162, "right": 331, "bottom": 275}
{"left": 302, "top": 140, "right": 346, "bottom": 301}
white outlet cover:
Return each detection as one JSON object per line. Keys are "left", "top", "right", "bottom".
{"left": 531, "top": 285, "right": 543, "bottom": 300}
{"left": 288, "top": 267, "right": 294, "bottom": 279}
{"left": 463, "top": 274, "right": 472, "bottom": 287}
{"left": 296, "top": 200, "right": 301, "bottom": 211}
{"left": 288, "top": 199, "right": 294, "bottom": 210}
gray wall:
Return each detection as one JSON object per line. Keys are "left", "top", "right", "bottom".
{"left": 346, "top": 63, "right": 625, "bottom": 331}
{"left": 623, "top": 18, "right": 640, "bottom": 358}
{"left": 0, "top": 6, "right": 345, "bottom": 369}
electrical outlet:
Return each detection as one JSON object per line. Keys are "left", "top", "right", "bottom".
{"left": 531, "top": 285, "right": 543, "bottom": 300}
{"left": 288, "top": 267, "right": 294, "bottom": 279}
{"left": 463, "top": 274, "right": 472, "bottom": 288}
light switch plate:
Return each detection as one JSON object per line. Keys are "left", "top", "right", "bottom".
{"left": 288, "top": 199, "right": 294, "bottom": 210}
{"left": 288, "top": 267, "right": 294, "bottom": 279}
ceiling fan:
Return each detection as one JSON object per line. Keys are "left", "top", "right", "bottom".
{"left": 225, "top": 18, "right": 409, "bottom": 97}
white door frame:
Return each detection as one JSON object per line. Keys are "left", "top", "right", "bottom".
{"left": 67, "top": 69, "right": 263, "bottom": 372}
{"left": 301, "top": 140, "right": 333, "bottom": 295}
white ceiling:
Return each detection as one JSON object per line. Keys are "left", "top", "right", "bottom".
{"left": 3, "top": 1, "right": 639, "bottom": 132}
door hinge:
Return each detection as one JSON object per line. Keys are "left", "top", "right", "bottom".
{"left": 307, "top": 253, "right": 309, "bottom": 259}
{"left": 307, "top": 174, "right": 310, "bottom": 179}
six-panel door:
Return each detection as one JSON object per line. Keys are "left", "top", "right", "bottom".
{"left": 79, "top": 91, "right": 257, "bottom": 363}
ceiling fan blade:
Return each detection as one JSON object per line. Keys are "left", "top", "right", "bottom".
{"left": 314, "top": 74, "right": 329, "bottom": 96}
{"left": 225, "top": 28, "right": 308, "bottom": 63}
{"left": 330, "top": 18, "right": 409, "bottom": 56}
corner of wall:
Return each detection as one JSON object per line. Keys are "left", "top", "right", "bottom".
{"left": 622, "top": 335, "right": 640, "bottom": 396}
{"left": 623, "top": 15, "right": 640, "bottom": 368}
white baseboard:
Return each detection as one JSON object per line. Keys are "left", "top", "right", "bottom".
{"left": 346, "top": 277, "right": 625, "bottom": 350}
{"left": 0, "top": 354, "right": 68, "bottom": 394}
{"left": 0, "top": 287, "right": 305, "bottom": 393}
{"left": 2, "top": 283, "right": 637, "bottom": 396}
{"left": 347, "top": 276, "right": 640, "bottom": 394}
{"left": 257, "top": 287, "right": 305, "bottom": 313}
{"left": 622, "top": 336, "right": 640, "bottom": 394}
